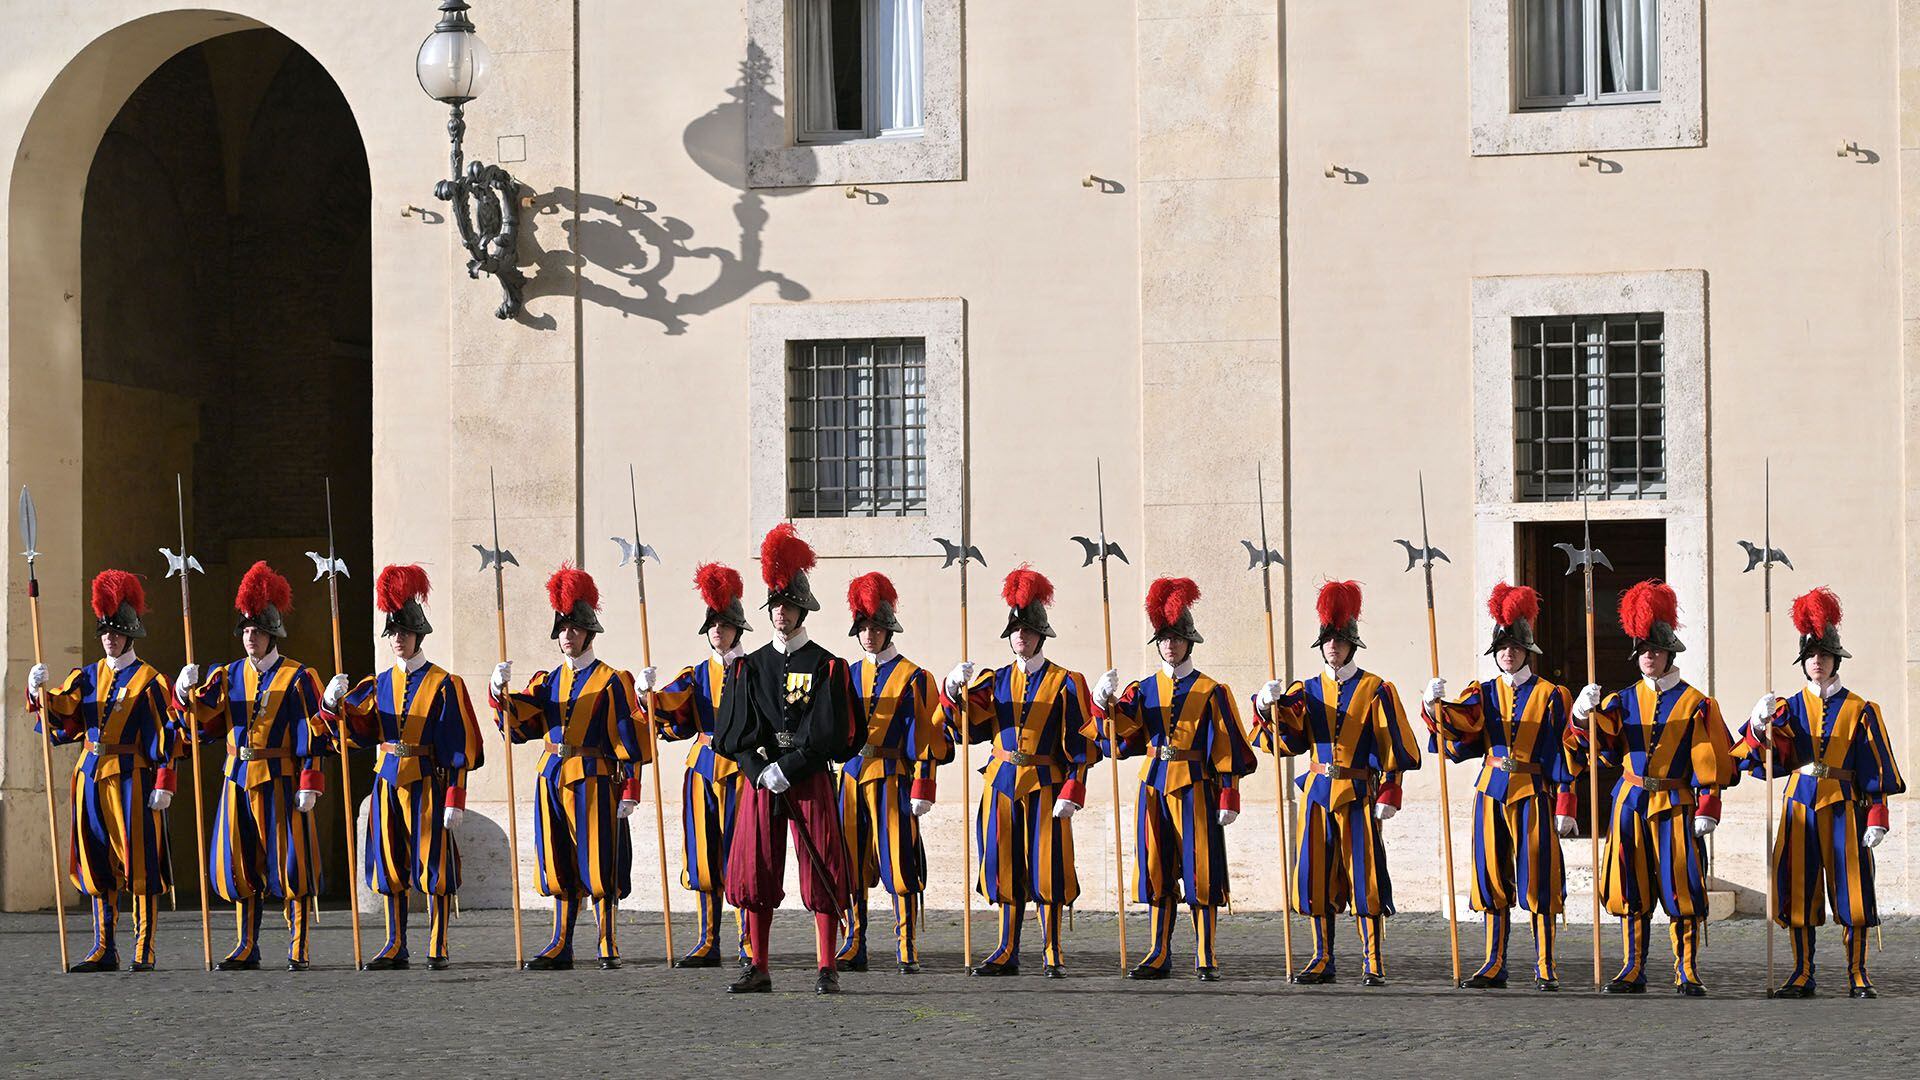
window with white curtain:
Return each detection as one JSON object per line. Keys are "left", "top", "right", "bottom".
{"left": 795, "top": 0, "right": 925, "bottom": 144}
{"left": 1518, "top": 0, "right": 1658, "bottom": 109}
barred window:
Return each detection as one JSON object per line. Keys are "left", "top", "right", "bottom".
{"left": 1512, "top": 313, "right": 1665, "bottom": 501}
{"left": 787, "top": 337, "right": 927, "bottom": 518}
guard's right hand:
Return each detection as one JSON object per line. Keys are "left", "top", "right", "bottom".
{"left": 944, "top": 661, "right": 977, "bottom": 700}
{"left": 1572, "top": 683, "right": 1603, "bottom": 721}
{"left": 1423, "top": 677, "right": 1447, "bottom": 705}
{"left": 1750, "top": 693, "right": 1782, "bottom": 729}
{"left": 176, "top": 663, "right": 202, "bottom": 693}
{"left": 27, "top": 663, "right": 48, "bottom": 695}
{"left": 1555, "top": 815, "right": 1577, "bottom": 838}
{"left": 490, "top": 661, "right": 513, "bottom": 694}
{"left": 1092, "top": 668, "right": 1121, "bottom": 711}
{"left": 759, "top": 763, "right": 791, "bottom": 795}
{"left": 634, "top": 666, "right": 659, "bottom": 694}
{"left": 1255, "top": 679, "right": 1287, "bottom": 711}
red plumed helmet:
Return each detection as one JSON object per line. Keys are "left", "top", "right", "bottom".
{"left": 1487, "top": 582, "right": 1539, "bottom": 628}
{"left": 847, "top": 572, "right": 899, "bottom": 619}
{"left": 91, "top": 569, "right": 147, "bottom": 620}
{"left": 1315, "top": 580, "right": 1362, "bottom": 630}
{"left": 1618, "top": 579, "right": 1686, "bottom": 656}
{"left": 235, "top": 561, "right": 293, "bottom": 617}
{"left": 760, "top": 523, "right": 816, "bottom": 591}
{"left": 1791, "top": 587, "right": 1842, "bottom": 638}
{"left": 376, "top": 564, "right": 431, "bottom": 614}
{"left": 547, "top": 563, "right": 600, "bottom": 615}
{"left": 1002, "top": 565, "right": 1054, "bottom": 610}
{"left": 1146, "top": 577, "right": 1200, "bottom": 630}
{"left": 694, "top": 563, "right": 745, "bottom": 613}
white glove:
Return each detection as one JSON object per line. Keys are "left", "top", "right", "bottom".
{"left": 490, "top": 661, "right": 513, "bottom": 695}
{"left": 176, "top": 663, "right": 202, "bottom": 693}
{"left": 1865, "top": 825, "right": 1888, "bottom": 849}
{"left": 944, "top": 661, "right": 977, "bottom": 700}
{"left": 323, "top": 673, "right": 350, "bottom": 710}
{"left": 1692, "top": 815, "right": 1717, "bottom": 837}
{"left": 27, "top": 663, "right": 48, "bottom": 694}
{"left": 1573, "top": 683, "right": 1603, "bottom": 720}
{"left": 911, "top": 798, "right": 934, "bottom": 818}
{"left": 1423, "top": 677, "right": 1447, "bottom": 705}
{"left": 1255, "top": 679, "right": 1287, "bottom": 711}
{"left": 1750, "top": 693, "right": 1782, "bottom": 730}
{"left": 759, "top": 762, "right": 790, "bottom": 794}
{"left": 147, "top": 789, "right": 173, "bottom": 812}
{"left": 443, "top": 807, "right": 465, "bottom": 830}
{"left": 1555, "top": 815, "right": 1577, "bottom": 838}
{"left": 1053, "top": 799, "right": 1080, "bottom": 820}
{"left": 1374, "top": 802, "right": 1398, "bottom": 822}
{"left": 634, "top": 666, "right": 659, "bottom": 694}
{"left": 1217, "top": 808, "right": 1239, "bottom": 826}
{"left": 1093, "top": 668, "right": 1121, "bottom": 711}
{"left": 294, "top": 789, "right": 319, "bottom": 813}
{"left": 617, "top": 799, "right": 638, "bottom": 820}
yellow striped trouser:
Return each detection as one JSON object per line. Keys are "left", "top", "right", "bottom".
{"left": 1134, "top": 782, "right": 1230, "bottom": 907}
{"left": 209, "top": 776, "right": 323, "bottom": 903}
{"left": 1771, "top": 795, "right": 1880, "bottom": 930}
{"left": 1468, "top": 790, "right": 1563, "bottom": 915}
{"left": 1600, "top": 785, "right": 1708, "bottom": 919}
{"left": 365, "top": 776, "right": 460, "bottom": 896}
{"left": 976, "top": 782, "right": 1078, "bottom": 907}
{"left": 1785, "top": 925, "right": 1877, "bottom": 992}
{"left": 1292, "top": 797, "right": 1394, "bottom": 917}
{"left": 70, "top": 766, "right": 171, "bottom": 898}
{"left": 532, "top": 772, "right": 633, "bottom": 901}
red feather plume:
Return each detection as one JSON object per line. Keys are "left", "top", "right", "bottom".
{"left": 847, "top": 572, "right": 899, "bottom": 619}
{"left": 759, "top": 523, "right": 816, "bottom": 591}
{"left": 376, "top": 564, "right": 430, "bottom": 615}
{"left": 235, "top": 561, "right": 292, "bottom": 617}
{"left": 1618, "top": 579, "right": 1679, "bottom": 641}
{"left": 1002, "top": 565, "right": 1054, "bottom": 610}
{"left": 1487, "top": 581, "right": 1540, "bottom": 628}
{"left": 90, "top": 569, "right": 146, "bottom": 620}
{"left": 1791, "top": 587, "right": 1843, "bottom": 638}
{"left": 694, "top": 563, "right": 744, "bottom": 612}
{"left": 546, "top": 563, "right": 599, "bottom": 615}
{"left": 1315, "top": 580, "right": 1363, "bottom": 629}
{"left": 1146, "top": 577, "right": 1200, "bottom": 631}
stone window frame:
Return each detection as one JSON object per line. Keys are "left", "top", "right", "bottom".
{"left": 746, "top": 0, "right": 965, "bottom": 188}
{"left": 1470, "top": 0, "right": 1704, "bottom": 157}
{"left": 749, "top": 299, "right": 966, "bottom": 558}
{"left": 1469, "top": 270, "right": 1711, "bottom": 669}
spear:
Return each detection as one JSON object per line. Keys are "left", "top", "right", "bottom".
{"left": 614, "top": 463, "right": 674, "bottom": 962}
{"left": 314, "top": 478, "right": 362, "bottom": 967}
{"left": 18, "top": 487, "right": 67, "bottom": 971}
{"left": 1739, "top": 460, "right": 1789, "bottom": 995}
{"left": 1073, "top": 459, "right": 1129, "bottom": 968}
{"left": 162, "top": 475, "right": 213, "bottom": 969}
{"left": 932, "top": 531, "right": 986, "bottom": 966}
{"left": 1397, "top": 473, "right": 1460, "bottom": 985}
{"left": 477, "top": 467, "right": 526, "bottom": 965}
{"left": 1558, "top": 474, "right": 1613, "bottom": 987}
{"left": 1243, "top": 463, "right": 1294, "bottom": 976}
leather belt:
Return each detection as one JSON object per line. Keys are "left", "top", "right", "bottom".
{"left": 857, "top": 744, "right": 907, "bottom": 760}
{"left": 85, "top": 740, "right": 138, "bottom": 756}
{"left": 1801, "top": 761, "right": 1855, "bottom": 781}
{"left": 543, "top": 740, "right": 605, "bottom": 760}
{"left": 1310, "top": 761, "right": 1371, "bottom": 782}
{"left": 380, "top": 741, "right": 432, "bottom": 760}
{"left": 1155, "top": 745, "right": 1205, "bottom": 763}
{"left": 1491, "top": 753, "right": 1543, "bottom": 775}
{"left": 1624, "top": 767, "right": 1687, "bottom": 793}
{"left": 234, "top": 746, "right": 294, "bottom": 762}
{"left": 993, "top": 746, "right": 1059, "bottom": 769}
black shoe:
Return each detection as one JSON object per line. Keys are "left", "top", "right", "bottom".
{"left": 1851, "top": 986, "right": 1878, "bottom": 999}
{"left": 728, "top": 967, "right": 772, "bottom": 994}
{"left": 287, "top": 960, "right": 311, "bottom": 972}
{"left": 1771, "top": 983, "right": 1814, "bottom": 999}
{"left": 130, "top": 961, "right": 155, "bottom": 973}
{"left": 1043, "top": 964, "right": 1067, "bottom": 979}
{"left": 815, "top": 967, "right": 841, "bottom": 994}
{"left": 1535, "top": 978, "right": 1559, "bottom": 992}
{"left": 522, "top": 955, "right": 574, "bottom": 971}
{"left": 1127, "top": 962, "right": 1169, "bottom": 980}
{"left": 67, "top": 955, "right": 119, "bottom": 973}
{"left": 835, "top": 956, "right": 868, "bottom": 973}
{"left": 214, "top": 955, "right": 260, "bottom": 972}
{"left": 1675, "top": 980, "right": 1707, "bottom": 997}
{"left": 1291, "top": 969, "right": 1335, "bottom": 985}
{"left": 426, "top": 957, "right": 451, "bottom": 971}
{"left": 1196, "top": 967, "right": 1222, "bottom": 982}
{"left": 969, "top": 960, "right": 1019, "bottom": 977}
{"left": 1602, "top": 979, "right": 1645, "bottom": 994}
{"left": 675, "top": 952, "right": 722, "bottom": 969}
{"left": 597, "top": 956, "right": 622, "bottom": 970}
{"left": 1463, "top": 973, "right": 1507, "bottom": 989}
{"left": 898, "top": 962, "right": 921, "bottom": 975}
{"left": 361, "top": 956, "right": 409, "bottom": 971}
{"left": 1361, "top": 973, "right": 1387, "bottom": 987}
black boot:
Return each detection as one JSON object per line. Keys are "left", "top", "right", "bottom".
{"left": 523, "top": 955, "right": 574, "bottom": 971}
{"left": 1602, "top": 978, "right": 1645, "bottom": 994}
{"left": 67, "top": 955, "right": 119, "bottom": 974}
{"left": 425, "top": 957, "right": 451, "bottom": 971}
{"left": 1463, "top": 973, "right": 1507, "bottom": 989}
{"left": 675, "top": 952, "right": 722, "bottom": 969}
{"left": 969, "top": 960, "right": 1019, "bottom": 977}
{"left": 1675, "top": 980, "right": 1707, "bottom": 997}
{"left": 362, "top": 956, "right": 409, "bottom": 972}
{"left": 1127, "top": 962, "right": 1169, "bottom": 980}
{"left": 1195, "top": 967, "right": 1222, "bottom": 982}
{"left": 728, "top": 967, "right": 773, "bottom": 994}
{"left": 815, "top": 966, "right": 841, "bottom": 994}
{"left": 1850, "top": 985, "right": 1878, "bottom": 999}
{"left": 214, "top": 955, "right": 260, "bottom": 972}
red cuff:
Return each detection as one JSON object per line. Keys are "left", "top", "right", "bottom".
{"left": 446, "top": 786, "right": 467, "bottom": 810}
{"left": 154, "top": 766, "right": 177, "bottom": 794}
{"left": 1695, "top": 791, "right": 1722, "bottom": 821}
{"left": 1554, "top": 790, "right": 1578, "bottom": 818}
{"left": 1219, "top": 788, "right": 1241, "bottom": 813}
{"left": 1375, "top": 782, "right": 1403, "bottom": 810}
{"left": 621, "top": 777, "right": 643, "bottom": 802}
{"left": 298, "top": 768, "right": 326, "bottom": 794}
{"left": 1058, "top": 779, "right": 1087, "bottom": 807}
{"left": 910, "top": 777, "right": 937, "bottom": 802}
{"left": 1868, "top": 803, "right": 1889, "bottom": 829}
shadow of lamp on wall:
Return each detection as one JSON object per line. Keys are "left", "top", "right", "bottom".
{"left": 417, "top": 0, "right": 527, "bottom": 320}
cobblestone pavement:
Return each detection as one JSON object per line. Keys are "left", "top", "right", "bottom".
{"left": 0, "top": 908, "right": 1913, "bottom": 1077}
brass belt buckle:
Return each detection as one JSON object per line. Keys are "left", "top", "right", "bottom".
{"left": 1497, "top": 755, "right": 1516, "bottom": 773}
{"left": 1810, "top": 762, "right": 1831, "bottom": 779}
{"left": 238, "top": 747, "right": 258, "bottom": 762}
{"left": 1323, "top": 763, "right": 1347, "bottom": 780}
{"left": 775, "top": 732, "right": 797, "bottom": 748}
{"left": 1009, "top": 750, "right": 1034, "bottom": 766}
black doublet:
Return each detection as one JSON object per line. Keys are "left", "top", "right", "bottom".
{"left": 715, "top": 637, "right": 855, "bottom": 787}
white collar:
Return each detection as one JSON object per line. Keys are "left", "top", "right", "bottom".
{"left": 1324, "top": 660, "right": 1359, "bottom": 685}
{"left": 712, "top": 645, "right": 746, "bottom": 666}
{"left": 1498, "top": 665, "right": 1534, "bottom": 688}
{"left": 107, "top": 650, "right": 139, "bottom": 673}
{"left": 1642, "top": 666, "right": 1684, "bottom": 694}
{"left": 1807, "top": 678, "right": 1845, "bottom": 701}
{"left": 398, "top": 651, "right": 429, "bottom": 675}
{"left": 247, "top": 649, "right": 281, "bottom": 674}
{"left": 1015, "top": 651, "right": 1047, "bottom": 677}
{"left": 772, "top": 628, "right": 810, "bottom": 655}
{"left": 1160, "top": 657, "right": 1195, "bottom": 680}
{"left": 563, "top": 650, "right": 596, "bottom": 672}
{"left": 865, "top": 644, "right": 899, "bottom": 666}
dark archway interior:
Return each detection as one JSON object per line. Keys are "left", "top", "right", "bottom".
{"left": 81, "top": 28, "right": 372, "bottom": 904}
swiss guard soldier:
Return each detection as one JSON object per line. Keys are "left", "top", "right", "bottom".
{"left": 1422, "top": 583, "right": 1583, "bottom": 990}
{"left": 942, "top": 566, "right": 1099, "bottom": 980}
{"left": 1568, "top": 579, "right": 1736, "bottom": 996}
{"left": 1738, "top": 587, "right": 1904, "bottom": 999}
{"left": 325, "top": 565, "right": 485, "bottom": 970}
{"left": 716, "top": 524, "right": 858, "bottom": 995}
{"left": 27, "top": 570, "right": 177, "bottom": 972}
{"left": 174, "top": 561, "right": 332, "bottom": 971}
{"left": 1252, "top": 580, "right": 1420, "bottom": 987}
{"left": 1091, "top": 577, "right": 1258, "bottom": 981}
{"left": 491, "top": 564, "right": 648, "bottom": 971}
{"left": 638, "top": 562, "right": 755, "bottom": 970}
{"left": 836, "top": 571, "right": 949, "bottom": 975}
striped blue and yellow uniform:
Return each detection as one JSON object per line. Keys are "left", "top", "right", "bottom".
{"left": 652, "top": 651, "right": 750, "bottom": 963}
{"left": 1253, "top": 668, "right": 1419, "bottom": 979}
{"left": 1736, "top": 684, "right": 1905, "bottom": 992}
{"left": 1572, "top": 675, "right": 1735, "bottom": 988}
{"left": 836, "top": 648, "right": 950, "bottom": 967}
{"left": 176, "top": 654, "right": 332, "bottom": 965}
{"left": 35, "top": 657, "right": 177, "bottom": 968}
{"left": 497, "top": 658, "right": 648, "bottom": 962}
{"left": 946, "top": 657, "right": 1098, "bottom": 970}
{"left": 1428, "top": 673, "right": 1583, "bottom": 982}
{"left": 335, "top": 660, "right": 484, "bottom": 962}
{"left": 1100, "top": 664, "right": 1257, "bottom": 972}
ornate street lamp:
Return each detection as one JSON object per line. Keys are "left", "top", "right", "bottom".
{"left": 418, "top": 0, "right": 526, "bottom": 319}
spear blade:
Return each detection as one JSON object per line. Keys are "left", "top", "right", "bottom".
{"left": 18, "top": 485, "right": 38, "bottom": 564}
